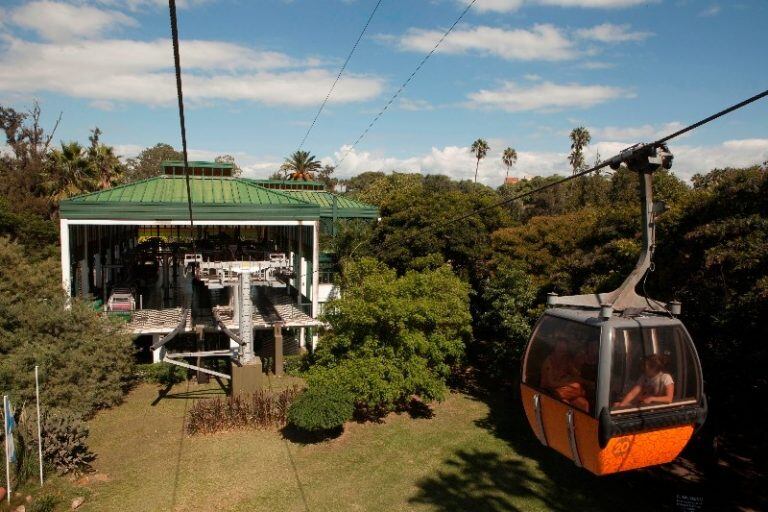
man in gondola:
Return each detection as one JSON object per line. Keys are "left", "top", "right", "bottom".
{"left": 540, "top": 338, "right": 590, "bottom": 412}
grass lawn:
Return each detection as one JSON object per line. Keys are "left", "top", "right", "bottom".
{"left": 39, "top": 377, "right": 714, "bottom": 512}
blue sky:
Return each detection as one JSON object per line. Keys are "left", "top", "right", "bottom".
{"left": 0, "top": 0, "right": 766, "bottom": 183}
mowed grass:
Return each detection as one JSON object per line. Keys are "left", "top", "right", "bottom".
{"left": 63, "top": 378, "right": 680, "bottom": 512}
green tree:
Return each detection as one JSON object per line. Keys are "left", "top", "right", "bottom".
{"left": 476, "top": 261, "right": 537, "bottom": 378}
{"left": 0, "top": 238, "right": 135, "bottom": 418}
{"left": 470, "top": 138, "right": 490, "bottom": 183}
{"left": 568, "top": 126, "right": 591, "bottom": 174}
{"left": 87, "top": 127, "right": 124, "bottom": 190}
{"left": 124, "top": 143, "right": 183, "bottom": 181}
{"left": 281, "top": 150, "right": 322, "bottom": 181}
{"left": 310, "top": 258, "right": 472, "bottom": 416}
{"left": 215, "top": 154, "right": 242, "bottom": 177}
{"left": 501, "top": 147, "right": 518, "bottom": 182}
{"left": 317, "top": 164, "right": 337, "bottom": 191}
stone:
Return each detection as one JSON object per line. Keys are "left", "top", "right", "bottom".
{"left": 14, "top": 505, "right": 25, "bottom": 512}
{"left": 71, "top": 496, "right": 85, "bottom": 510}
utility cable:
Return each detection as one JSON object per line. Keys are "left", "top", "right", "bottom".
{"left": 169, "top": 0, "right": 198, "bottom": 329}
{"left": 298, "top": 0, "right": 385, "bottom": 150}
{"left": 336, "top": 0, "right": 478, "bottom": 167}
{"left": 169, "top": 0, "right": 194, "bottom": 235}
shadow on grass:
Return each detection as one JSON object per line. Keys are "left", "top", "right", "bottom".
{"left": 281, "top": 424, "right": 344, "bottom": 445}
{"left": 412, "top": 387, "right": 716, "bottom": 512}
{"left": 151, "top": 379, "right": 229, "bottom": 406}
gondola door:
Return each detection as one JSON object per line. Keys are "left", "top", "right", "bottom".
{"left": 520, "top": 314, "right": 603, "bottom": 471}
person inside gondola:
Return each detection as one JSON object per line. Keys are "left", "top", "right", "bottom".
{"left": 541, "top": 339, "right": 590, "bottom": 412}
{"left": 617, "top": 354, "right": 675, "bottom": 407}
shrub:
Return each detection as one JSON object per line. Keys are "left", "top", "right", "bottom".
{"left": 283, "top": 354, "right": 307, "bottom": 376}
{"left": 186, "top": 387, "right": 300, "bottom": 435}
{"left": 287, "top": 382, "right": 354, "bottom": 433}
{"left": 39, "top": 411, "right": 95, "bottom": 475}
{"left": 29, "top": 495, "right": 58, "bottom": 512}
{"left": 137, "top": 363, "right": 186, "bottom": 386}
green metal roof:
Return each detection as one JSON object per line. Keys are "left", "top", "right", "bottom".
{"left": 59, "top": 175, "right": 379, "bottom": 222}
{"left": 281, "top": 190, "right": 378, "bottom": 218}
{"left": 59, "top": 176, "right": 318, "bottom": 221}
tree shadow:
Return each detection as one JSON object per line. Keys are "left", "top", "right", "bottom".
{"left": 411, "top": 449, "right": 557, "bottom": 512}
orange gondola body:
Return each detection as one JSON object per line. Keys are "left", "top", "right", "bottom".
{"left": 521, "top": 381, "right": 696, "bottom": 475}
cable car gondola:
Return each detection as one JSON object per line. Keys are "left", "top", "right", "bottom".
{"left": 520, "top": 144, "right": 707, "bottom": 475}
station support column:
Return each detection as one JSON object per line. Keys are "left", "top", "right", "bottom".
{"left": 231, "top": 270, "right": 263, "bottom": 394}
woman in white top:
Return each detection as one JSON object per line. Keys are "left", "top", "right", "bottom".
{"left": 618, "top": 354, "right": 675, "bottom": 407}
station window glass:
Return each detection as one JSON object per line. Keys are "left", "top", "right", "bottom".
{"left": 609, "top": 325, "right": 700, "bottom": 413}
{"left": 523, "top": 316, "right": 601, "bottom": 414}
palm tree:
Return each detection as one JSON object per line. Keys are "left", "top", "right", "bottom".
{"left": 87, "top": 127, "right": 123, "bottom": 189}
{"left": 89, "top": 144, "right": 123, "bottom": 189}
{"left": 501, "top": 147, "right": 518, "bottom": 182}
{"left": 45, "top": 141, "right": 95, "bottom": 203}
{"left": 470, "top": 138, "right": 490, "bottom": 183}
{"left": 568, "top": 126, "right": 591, "bottom": 175}
{"left": 281, "top": 150, "right": 322, "bottom": 181}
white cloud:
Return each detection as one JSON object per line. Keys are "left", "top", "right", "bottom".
{"left": 330, "top": 144, "right": 567, "bottom": 184}
{"left": 699, "top": 5, "right": 721, "bottom": 17}
{"left": 467, "top": 80, "right": 633, "bottom": 112}
{"left": 590, "top": 122, "right": 685, "bottom": 140}
{"left": 576, "top": 23, "right": 653, "bottom": 43}
{"left": 469, "top": 0, "right": 656, "bottom": 13}
{"left": 0, "top": 37, "right": 384, "bottom": 107}
{"left": 580, "top": 61, "right": 615, "bottom": 69}
{"left": 395, "top": 24, "right": 577, "bottom": 61}
{"left": 398, "top": 98, "right": 435, "bottom": 111}
{"left": 97, "top": 0, "right": 212, "bottom": 10}
{"left": 672, "top": 139, "right": 768, "bottom": 179}
{"left": 10, "top": 1, "right": 137, "bottom": 42}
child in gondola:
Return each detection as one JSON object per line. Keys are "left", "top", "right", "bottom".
{"left": 618, "top": 354, "right": 675, "bottom": 407}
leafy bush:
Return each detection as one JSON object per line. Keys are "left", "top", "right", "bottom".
{"left": 308, "top": 357, "right": 444, "bottom": 420}
{"left": 283, "top": 354, "right": 307, "bottom": 376}
{"left": 287, "top": 382, "right": 354, "bottom": 433}
{"left": 137, "top": 363, "right": 186, "bottom": 386}
{"left": 0, "top": 239, "right": 136, "bottom": 418}
{"left": 40, "top": 411, "right": 96, "bottom": 475}
{"left": 186, "top": 387, "right": 300, "bottom": 435}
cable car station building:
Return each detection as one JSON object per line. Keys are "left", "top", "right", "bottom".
{"left": 58, "top": 161, "right": 378, "bottom": 383}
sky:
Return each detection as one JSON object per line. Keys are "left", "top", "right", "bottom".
{"left": 0, "top": 0, "right": 766, "bottom": 184}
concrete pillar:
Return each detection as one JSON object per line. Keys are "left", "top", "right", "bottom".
{"left": 231, "top": 359, "right": 264, "bottom": 395}
{"left": 299, "top": 327, "right": 306, "bottom": 351}
{"left": 60, "top": 219, "right": 71, "bottom": 298}
{"left": 81, "top": 225, "right": 89, "bottom": 297}
{"left": 312, "top": 221, "right": 320, "bottom": 319}
{"left": 151, "top": 334, "right": 165, "bottom": 363}
{"left": 239, "top": 271, "right": 254, "bottom": 363}
{"left": 297, "top": 223, "right": 303, "bottom": 296}
{"left": 274, "top": 322, "right": 284, "bottom": 376}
